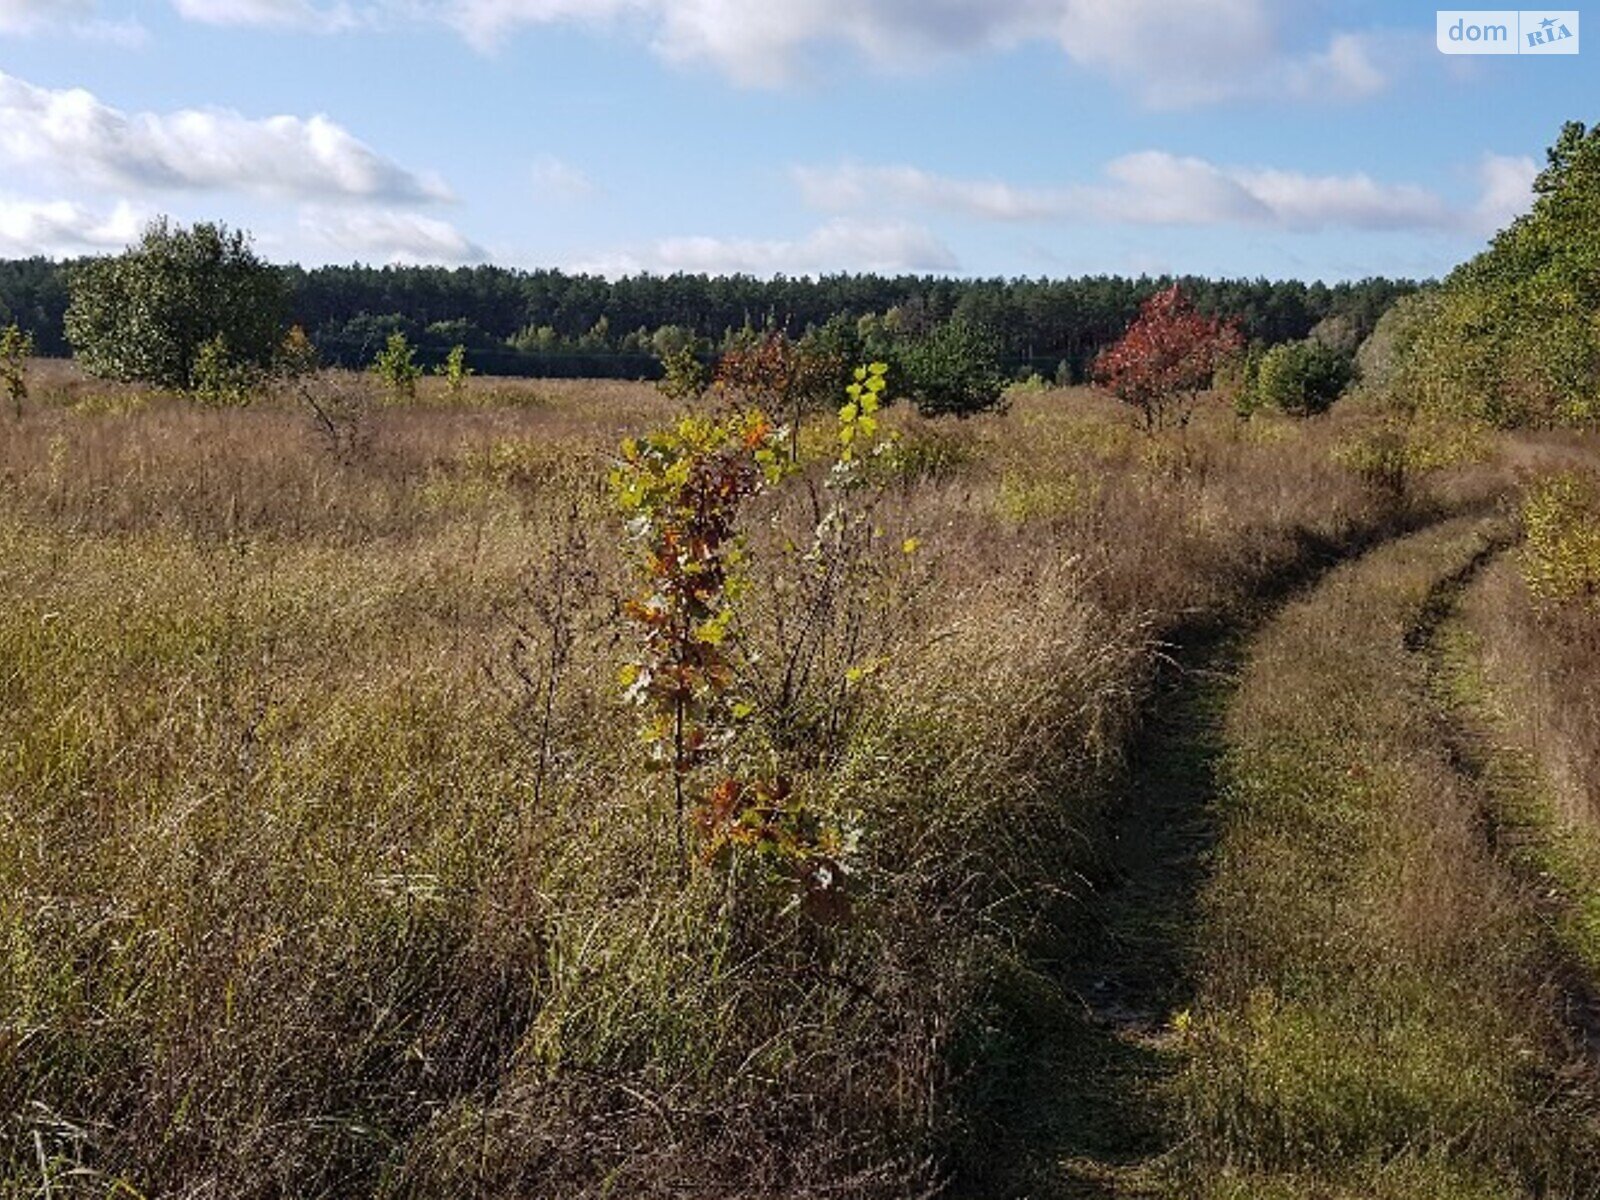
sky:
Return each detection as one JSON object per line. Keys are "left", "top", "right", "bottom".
{"left": 0, "top": 0, "right": 1590, "bottom": 281}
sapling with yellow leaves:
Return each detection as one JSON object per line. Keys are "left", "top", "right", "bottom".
{"left": 609, "top": 370, "right": 903, "bottom": 916}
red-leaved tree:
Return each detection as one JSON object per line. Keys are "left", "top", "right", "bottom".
{"left": 1093, "top": 285, "right": 1243, "bottom": 431}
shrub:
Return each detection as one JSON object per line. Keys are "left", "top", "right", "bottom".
{"left": 1520, "top": 472, "right": 1600, "bottom": 605}
{"left": 190, "top": 333, "right": 258, "bottom": 406}
{"left": 715, "top": 330, "right": 847, "bottom": 458}
{"left": 1332, "top": 412, "right": 1491, "bottom": 500}
{"left": 1220, "top": 343, "right": 1265, "bottom": 419}
{"left": 894, "top": 318, "right": 1007, "bottom": 418}
{"left": 65, "top": 218, "right": 287, "bottom": 392}
{"left": 609, "top": 406, "right": 852, "bottom": 903}
{"left": 435, "top": 343, "right": 474, "bottom": 399}
{"left": 275, "top": 325, "right": 321, "bottom": 382}
{"left": 656, "top": 345, "right": 708, "bottom": 404}
{"left": 1251, "top": 339, "right": 1354, "bottom": 416}
{"left": 371, "top": 331, "right": 422, "bottom": 401}
{"left": 0, "top": 322, "right": 32, "bottom": 418}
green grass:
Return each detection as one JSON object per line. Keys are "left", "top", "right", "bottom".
{"left": 1176, "top": 518, "right": 1600, "bottom": 1197}
{"left": 1437, "top": 575, "right": 1600, "bottom": 1010}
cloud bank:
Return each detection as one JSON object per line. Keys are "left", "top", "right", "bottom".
{"left": 577, "top": 218, "right": 959, "bottom": 277}
{"left": 795, "top": 152, "right": 1527, "bottom": 235}
{"left": 0, "top": 196, "right": 149, "bottom": 257}
{"left": 428, "top": 0, "right": 1400, "bottom": 105}
{"left": 0, "top": 71, "right": 486, "bottom": 265}
{"left": 4, "top": 1, "right": 1403, "bottom": 107}
{"left": 0, "top": 72, "right": 449, "bottom": 204}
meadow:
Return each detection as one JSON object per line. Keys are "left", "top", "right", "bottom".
{"left": 4, "top": 358, "right": 1600, "bottom": 1199}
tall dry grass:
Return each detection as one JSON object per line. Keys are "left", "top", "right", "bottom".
{"left": 1, "top": 368, "right": 1413, "bottom": 1196}
{"left": 1180, "top": 517, "right": 1600, "bottom": 1198}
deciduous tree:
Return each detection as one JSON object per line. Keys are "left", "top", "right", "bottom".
{"left": 65, "top": 219, "right": 286, "bottom": 393}
{"left": 894, "top": 318, "right": 1008, "bottom": 418}
{"left": 1093, "top": 285, "right": 1243, "bottom": 431}
{"left": 371, "top": 331, "right": 421, "bottom": 401}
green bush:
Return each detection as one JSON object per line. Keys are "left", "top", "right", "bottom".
{"left": 1251, "top": 339, "right": 1354, "bottom": 416}
{"left": 65, "top": 218, "right": 286, "bottom": 392}
{"left": 656, "top": 345, "right": 707, "bottom": 403}
{"left": 371, "top": 331, "right": 422, "bottom": 401}
{"left": 435, "top": 343, "right": 474, "bottom": 399}
{"left": 1520, "top": 472, "right": 1600, "bottom": 604}
{"left": 0, "top": 322, "right": 32, "bottom": 418}
{"left": 190, "top": 333, "right": 258, "bottom": 406}
{"left": 894, "top": 319, "right": 1008, "bottom": 418}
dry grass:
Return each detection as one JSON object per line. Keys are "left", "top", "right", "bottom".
{"left": 1, "top": 366, "right": 1424, "bottom": 1196}
{"left": 1447, "top": 540, "right": 1600, "bottom": 1012}
{"left": 1466, "top": 559, "right": 1600, "bottom": 838}
{"left": 1179, "top": 517, "right": 1600, "bottom": 1197}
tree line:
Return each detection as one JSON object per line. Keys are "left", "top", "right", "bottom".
{"left": 1365, "top": 119, "right": 1600, "bottom": 428}
{"left": 0, "top": 253, "right": 1415, "bottom": 381}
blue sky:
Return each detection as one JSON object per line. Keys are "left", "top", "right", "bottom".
{"left": 0, "top": 0, "right": 1590, "bottom": 280}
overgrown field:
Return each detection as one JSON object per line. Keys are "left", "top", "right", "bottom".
{"left": 0, "top": 363, "right": 1452, "bottom": 1197}
{"left": 1180, "top": 518, "right": 1598, "bottom": 1197}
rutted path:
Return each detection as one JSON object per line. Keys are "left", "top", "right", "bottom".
{"left": 955, "top": 515, "right": 1455, "bottom": 1199}
{"left": 1417, "top": 548, "right": 1600, "bottom": 1065}
{"left": 1165, "top": 514, "right": 1600, "bottom": 1196}
{"left": 970, "top": 509, "right": 1600, "bottom": 1198}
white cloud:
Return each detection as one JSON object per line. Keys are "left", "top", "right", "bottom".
{"left": 301, "top": 207, "right": 488, "bottom": 264}
{"left": 1281, "top": 32, "right": 1390, "bottom": 102}
{"left": 0, "top": 0, "right": 94, "bottom": 33}
{"left": 37, "top": 0, "right": 1402, "bottom": 106}
{"left": 531, "top": 155, "right": 598, "bottom": 201}
{"left": 1473, "top": 153, "right": 1538, "bottom": 233}
{"left": 1043, "top": 0, "right": 1272, "bottom": 108}
{"left": 0, "top": 196, "right": 148, "bottom": 256}
{"left": 0, "top": 0, "right": 146, "bottom": 42}
{"left": 1226, "top": 164, "right": 1447, "bottom": 231}
{"left": 425, "top": 0, "right": 1398, "bottom": 105}
{"left": 1096, "top": 153, "right": 1275, "bottom": 225}
{"left": 0, "top": 71, "right": 449, "bottom": 204}
{"left": 577, "top": 218, "right": 958, "bottom": 277}
{"left": 797, "top": 155, "right": 1460, "bottom": 233}
{"left": 794, "top": 164, "right": 1062, "bottom": 222}
{"left": 169, "top": 0, "right": 360, "bottom": 30}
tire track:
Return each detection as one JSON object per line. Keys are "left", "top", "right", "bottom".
{"left": 1416, "top": 539, "right": 1600, "bottom": 1067}
{"left": 953, "top": 514, "right": 1462, "bottom": 1199}
{"left": 1174, "top": 515, "right": 1600, "bottom": 1197}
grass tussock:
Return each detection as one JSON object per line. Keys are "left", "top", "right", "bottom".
{"left": 1, "top": 369, "right": 1435, "bottom": 1196}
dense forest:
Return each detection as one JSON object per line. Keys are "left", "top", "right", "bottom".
{"left": 1367, "top": 120, "right": 1600, "bottom": 428}
{"left": 0, "top": 256, "right": 1415, "bottom": 380}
